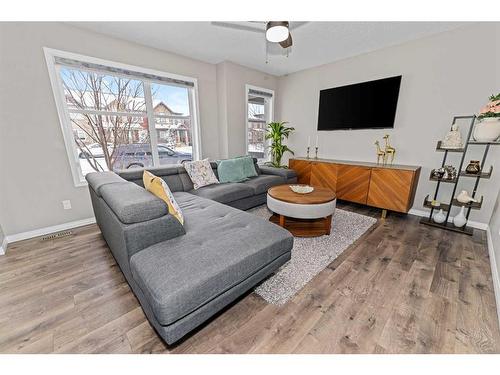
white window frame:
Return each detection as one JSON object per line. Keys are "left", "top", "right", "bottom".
{"left": 245, "top": 84, "right": 274, "bottom": 162}
{"left": 44, "top": 47, "right": 202, "bottom": 187}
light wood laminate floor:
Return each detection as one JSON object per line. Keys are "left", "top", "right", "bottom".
{"left": 1, "top": 203, "right": 499, "bottom": 353}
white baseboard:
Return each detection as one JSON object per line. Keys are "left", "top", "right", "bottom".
{"left": 0, "top": 237, "right": 7, "bottom": 255}
{"left": 5, "top": 217, "right": 96, "bottom": 245}
{"left": 486, "top": 227, "right": 500, "bottom": 329}
{"left": 408, "top": 208, "right": 489, "bottom": 230}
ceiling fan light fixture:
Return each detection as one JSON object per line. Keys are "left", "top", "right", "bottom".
{"left": 266, "top": 21, "right": 289, "bottom": 43}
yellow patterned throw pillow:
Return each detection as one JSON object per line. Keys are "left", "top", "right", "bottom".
{"left": 143, "top": 171, "right": 184, "bottom": 225}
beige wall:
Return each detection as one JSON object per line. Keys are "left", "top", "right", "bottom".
{"left": 217, "top": 61, "right": 278, "bottom": 158}
{"left": 276, "top": 23, "right": 500, "bottom": 225}
{"left": 0, "top": 22, "right": 222, "bottom": 236}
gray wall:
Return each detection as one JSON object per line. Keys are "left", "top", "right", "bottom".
{"left": 0, "top": 22, "right": 222, "bottom": 236}
{"left": 276, "top": 23, "right": 500, "bottom": 225}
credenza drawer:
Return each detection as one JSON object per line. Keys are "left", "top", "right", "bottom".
{"left": 336, "top": 165, "right": 371, "bottom": 204}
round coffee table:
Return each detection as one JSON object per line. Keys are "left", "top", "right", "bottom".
{"left": 267, "top": 184, "right": 336, "bottom": 237}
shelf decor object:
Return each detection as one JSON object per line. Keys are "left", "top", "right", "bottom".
{"left": 420, "top": 115, "right": 498, "bottom": 235}
{"left": 441, "top": 123, "right": 464, "bottom": 149}
{"left": 465, "top": 160, "right": 481, "bottom": 174}
{"left": 453, "top": 206, "right": 467, "bottom": 227}
{"left": 433, "top": 209, "right": 446, "bottom": 224}
{"left": 474, "top": 93, "right": 500, "bottom": 142}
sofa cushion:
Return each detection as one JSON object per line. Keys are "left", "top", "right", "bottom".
{"left": 217, "top": 156, "right": 258, "bottom": 183}
{"left": 259, "top": 165, "right": 297, "bottom": 180}
{"left": 117, "top": 165, "right": 180, "bottom": 181}
{"left": 86, "top": 171, "right": 127, "bottom": 197}
{"left": 99, "top": 182, "right": 168, "bottom": 224}
{"left": 129, "top": 194, "right": 293, "bottom": 325}
{"left": 189, "top": 183, "right": 254, "bottom": 204}
{"left": 242, "top": 175, "right": 285, "bottom": 195}
{"left": 143, "top": 171, "right": 184, "bottom": 225}
{"left": 118, "top": 166, "right": 187, "bottom": 192}
{"left": 183, "top": 159, "right": 219, "bottom": 189}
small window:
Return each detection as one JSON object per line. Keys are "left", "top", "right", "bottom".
{"left": 246, "top": 85, "right": 274, "bottom": 162}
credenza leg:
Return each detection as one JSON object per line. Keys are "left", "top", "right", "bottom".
{"left": 381, "top": 209, "right": 387, "bottom": 219}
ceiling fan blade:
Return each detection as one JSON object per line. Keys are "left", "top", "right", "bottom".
{"left": 279, "top": 33, "right": 293, "bottom": 48}
{"left": 210, "top": 21, "right": 264, "bottom": 34}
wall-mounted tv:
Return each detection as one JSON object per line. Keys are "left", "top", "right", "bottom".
{"left": 317, "top": 75, "right": 402, "bottom": 131}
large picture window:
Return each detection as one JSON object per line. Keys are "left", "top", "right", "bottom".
{"left": 246, "top": 85, "right": 274, "bottom": 161}
{"left": 45, "top": 48, "right": 201, "bottom": 186}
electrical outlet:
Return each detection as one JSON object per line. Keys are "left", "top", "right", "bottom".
{"left": 62, "top": 200, "right": 72, "bottom": 210}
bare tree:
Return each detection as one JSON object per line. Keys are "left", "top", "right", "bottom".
{"left": 62, "top": 70, "right": 148, "bottom": 172}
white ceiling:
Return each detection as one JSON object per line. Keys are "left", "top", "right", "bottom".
{"left": 70, "top": 22, "right": 468, "bottom": 76}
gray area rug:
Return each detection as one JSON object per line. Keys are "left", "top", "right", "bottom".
{"left": 249, "top": 205, "right": 377, "bottom": 305}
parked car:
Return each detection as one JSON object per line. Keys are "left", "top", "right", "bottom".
{"left": 112, "top": 143, "right": 192, "bottom": 170}
{"left": 79, "top": 143, "right": 113, "bottom": 159}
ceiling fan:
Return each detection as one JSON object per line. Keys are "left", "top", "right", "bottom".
{"left": 211, "top": 21, "right": 307, "bottom": 59}
{"left": 265, "top": 21, "right": 293, "bottom": 48}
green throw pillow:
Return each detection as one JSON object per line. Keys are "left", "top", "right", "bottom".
{"left": 217, "top": 156, "right": 258, "bottom": 183}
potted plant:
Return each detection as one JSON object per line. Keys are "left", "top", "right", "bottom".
{"left": 265, "top": 121, "right": 295, "bottom": 168}
{"left": 474, "top": 93, "right": 500, "bottom": 142}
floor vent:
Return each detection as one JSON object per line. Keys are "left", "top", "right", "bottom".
{"left": 41, "top": 230, "right": 73, "bottom": 241}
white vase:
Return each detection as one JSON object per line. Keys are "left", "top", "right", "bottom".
{"left": 433, "top": 209, "right": 446, "bottom": 224}
{"left": 453, "top": 206, "right": 467, "bottom": 228}
{"left": 473, "top": 118, "right": 500, "bottom": 142}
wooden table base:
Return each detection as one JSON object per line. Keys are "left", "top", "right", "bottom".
{"left": 270, "top": 213, "right": 332, "bottom": 237}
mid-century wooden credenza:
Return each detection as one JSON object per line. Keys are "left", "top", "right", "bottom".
{"left": 289, "top": 157, "right": 421, "bottom": 216}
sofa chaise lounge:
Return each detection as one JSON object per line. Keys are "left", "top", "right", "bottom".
{"left": 86, "top": 160, "right": 297, "bottom": 344}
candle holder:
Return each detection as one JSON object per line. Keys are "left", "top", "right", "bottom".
{"left": 314, "top": 147, "right": 319, "bottom": 159}
{"left": 306, "top": 147, "right": 310, "bottom": 159}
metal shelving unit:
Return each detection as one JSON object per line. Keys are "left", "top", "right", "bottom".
{"left": 420, "top": 115, "right": 498, "bottom": 235}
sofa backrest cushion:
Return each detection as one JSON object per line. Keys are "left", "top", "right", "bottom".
{"left": 118, "top": 166, "right": 192, "bottom": 192}
{"left": 116, "top": 158, "right": 259, "bottom": 192}
{"left": 99, "top": 181, "right": 168, "bottom": 224}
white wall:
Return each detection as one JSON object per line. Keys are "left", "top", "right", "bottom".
{"left": 0, "top": 22, "right": 221, "bottom": 237}
{"left": 276, "top": 23, "right": 500, "bottom": 225}
{"left": 217, "top": 61, "right": 278, "bottom": 158}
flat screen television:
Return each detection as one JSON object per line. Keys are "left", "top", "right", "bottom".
{"left": 317, "top": 75, "right": 402, "bottom": 130}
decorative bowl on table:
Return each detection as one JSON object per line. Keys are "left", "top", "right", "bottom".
{"left": 289, "top": 185, "right": 314, "bottom": 194}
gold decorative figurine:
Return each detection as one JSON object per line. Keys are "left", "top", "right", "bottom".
{"left": 374, "top": 141, "right": 386, "bottom": 165}
{"left": 383, "top": 134, "right": 396, "bottom": 164}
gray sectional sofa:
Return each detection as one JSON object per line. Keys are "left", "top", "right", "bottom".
{"left": 86, "top": 160, "right": 297, "bottom": 344}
